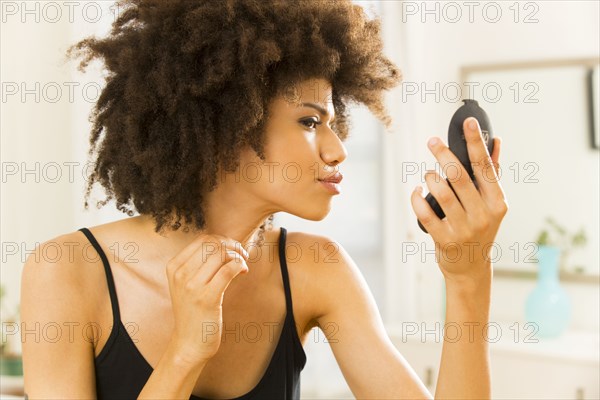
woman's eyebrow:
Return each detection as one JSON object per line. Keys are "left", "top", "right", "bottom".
{"left": 300, "top": 102, "right": 336, "bottom": 122}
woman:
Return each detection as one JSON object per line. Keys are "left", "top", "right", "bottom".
{"left": 20, "top": 0, "right": 507, "bottom": 399}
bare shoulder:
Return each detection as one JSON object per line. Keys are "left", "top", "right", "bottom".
{"left": 282, "top": 230, "right": 368, "bottom": 331}
{"left": 22, "top": 229, "right": 99, "bottom": 280}
{"left": 21, "top": 229, "right": 104, "bottom": 321}
{"left": 284, "top": 230, "right": 350, "bottom": 273}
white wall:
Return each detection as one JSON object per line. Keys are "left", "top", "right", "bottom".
{"left": 2, "top": 3, "right": 74, "bottom": 319}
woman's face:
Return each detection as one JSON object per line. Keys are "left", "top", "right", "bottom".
{"left": 228, "top": 78, "right": 348, "bottom": 221}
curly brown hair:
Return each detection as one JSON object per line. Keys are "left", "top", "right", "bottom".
{"left": 67, "top": 0, "right": 402, "bottom": 234}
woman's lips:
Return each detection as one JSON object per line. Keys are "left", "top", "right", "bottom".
{"left": 319, "top": 172, "right": 343, "bottom": 184}
{"left": 318, "top": 172, "right": 342, "bottom": 194}
{"left": 318, "top": 179, "right": 341, "bottom": 194}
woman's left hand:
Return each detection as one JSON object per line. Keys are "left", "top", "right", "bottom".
{"left": 411, "top": 117, "right": 509, "bottom": 286}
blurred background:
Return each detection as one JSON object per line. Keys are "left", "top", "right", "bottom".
{"left": 1, "top": 1, "right": 598, "bottom": 398}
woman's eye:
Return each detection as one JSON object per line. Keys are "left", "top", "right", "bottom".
{"left": 300, "top": 118, "right": 321, "bottom": 130}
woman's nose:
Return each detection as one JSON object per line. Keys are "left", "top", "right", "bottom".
{"left": 320, "top": 129, "right": 348, "bottom": 166}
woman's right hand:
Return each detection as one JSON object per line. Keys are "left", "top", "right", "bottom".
{"left": 165, "top": 233, "right": 250, "bottom": 365}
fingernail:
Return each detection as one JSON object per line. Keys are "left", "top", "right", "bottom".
{"left": 428, "top": 137, "right": 438, "bottom": 147}
{"left": 468, "top": 118, "right": 478, "bottom": 131}
{"left": 414, "top": 185, "right": 423, "bottom": 194}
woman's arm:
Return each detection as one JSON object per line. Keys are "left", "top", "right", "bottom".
{"left": 435, "top": 273, "right": 492, "bottom": 399}
{"left": 21, "top": 237, "right": 98, "bottom": 399}
{"left": 297, "top": 233, "right": 433, "bottom": 399}
{"left": 302, "top": 235, "right": 493, "bottom": 400}
{"left": 137, "top": 342, "right": 208, "bottom": 399}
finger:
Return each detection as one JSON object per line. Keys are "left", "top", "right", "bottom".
{"left": 179, "top": 241, "right": 245, "bottom": 284}
{"left": 490, "top": 136, "right": 501, "bottom": 177}
{"left": 206, "top": 258, "right": 249, "bottom": 297}
{"left": 169, "top": 234, "right": 248, "bottom": 269}
{"left": 410, "top": 184, "right": 449, "bottom": 237}
{"left": 488, "top": 136, "right": 508, "bottom": 205}
{"left": 423, "top": 170, "right": 470, "bottom": 234}
{"left": 426, "top": 136, "right": 483, "bottom": 215}
{"left": 464, "top": 117, "right": 503, "bottom": 200}
{"left": 192, "top": 249, "right": 248, "bottom": 285}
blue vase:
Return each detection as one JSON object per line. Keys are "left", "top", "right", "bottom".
{"left": 525, "top": 245, "right": 572, "bottom": 338}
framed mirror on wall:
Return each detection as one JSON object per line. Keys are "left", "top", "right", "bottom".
{"left": 460, "top": 58, "right": 600, "bottom": 279}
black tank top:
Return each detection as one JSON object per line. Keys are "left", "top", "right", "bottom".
{"left": 78, "top": 226, "right": 307, "bottom": 400}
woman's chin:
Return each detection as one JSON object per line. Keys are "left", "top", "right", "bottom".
{"left": 297, "top": 203, "right": 333, "bottom": 221}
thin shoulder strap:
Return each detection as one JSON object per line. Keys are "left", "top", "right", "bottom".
{"left": 78, "top": 227, "right": 121, "bottom": 324}
{"left": 278, "top": 227, "right": 294, "bottom": 316}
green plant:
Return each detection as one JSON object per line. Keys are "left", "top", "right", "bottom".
{"left": 535, "top": 217, "right": 588, "bottom": 271}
